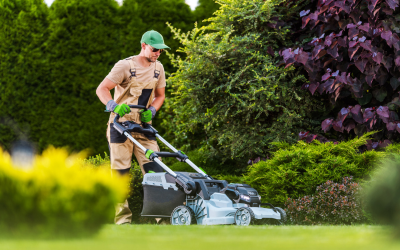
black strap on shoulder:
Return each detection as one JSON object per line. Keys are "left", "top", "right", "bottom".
{"left": 130, "top": 68, "right": 136, "bottom": 78}
{"left": 154, "top": 69, "right": 160, "bottom": 79}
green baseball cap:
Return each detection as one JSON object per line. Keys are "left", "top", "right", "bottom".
{"left": 141, "top": 30, "right": 171, "bottom": 50}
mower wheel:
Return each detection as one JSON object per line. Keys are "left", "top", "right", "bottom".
{"left": 274, "top": 207, "right": 287, "bottom": 225}
{"left": 234, "top": 207, "right": 255, "bottom": 226}
{"left": 170, "top": 205, "right": 196, "bottom": 225}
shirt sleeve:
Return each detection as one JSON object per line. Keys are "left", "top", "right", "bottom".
{"left": 157, "top": 63, "right": 166, "bottom": 89}
{"left": 105, "top": 60, "right": 129, "bottom": 85}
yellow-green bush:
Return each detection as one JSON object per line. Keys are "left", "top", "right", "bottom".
{"left": 0, "top": 147, "right": 128, "bottom": 238}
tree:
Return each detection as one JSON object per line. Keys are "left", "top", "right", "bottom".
{"left": 119, "top": 0, "right": 194, "bottom": 74}
{"left": 164, "top": 0, "right": 324, "bottom": 160}
{"left": 0, "top": 0, "right": 49, "bottom": 150}
{"left": 193, "top": 0, "right": 220, "bottom": 27}
{"left": 41, "top": 0, "right": 121, "bottom": 153}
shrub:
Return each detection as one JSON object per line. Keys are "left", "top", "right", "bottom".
{"left": 243, "top": 132, "right": 386, "bottom": 206}
{"left": 285, "top": 177, "right": 366, "bottom": 225}
{"left": 282, "top": 0, "right": 400, "bottom": 143}
{"left": 0, "top": 147, "right": 127, "bottom": 238}
{"left": 165, "top": 146, "right": 247, "bottom": 176}
{"left": 165, "top": 0, "right": 324, "bottom": 161}
{"left": 365, "top": 153, "right": 400, "bottom": 232}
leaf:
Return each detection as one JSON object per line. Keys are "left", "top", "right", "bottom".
{"left": 390, "top": 77, "right": 400, "bottom": 90}
{"left": 348, "top": 45, "right": 360, "bottom": 60}
{"left": 322, "top": 72, "right": 331, "bottom": 81}
{"left": 386, "top": 0, "right": 399, "bottom": 10}
{"left": 381, "top": 31, "right": 400, "bottom": 48}
{"left": 376, "top": 106, "right": 390, "bottom": 118}
{"left": 312, "top": 45, "right": 325, "bottom": 59}
{"left": 267, "top": 47, "right": 274, "bottom": 56}
{"left": 358, "top": 92, "right": 372, "bottom": 105}
{"left": 349, "top": 40, "right": 359, "bottom": 47}
{"left": 382, "top": 55, "right": 393, "bottom": 71}
{"left": 372, "top": 52, "right": 383, "bottom": 64}
{"left": 387, "top": 122, "right": 397, "bottom": 131}
{"left": 366, "top": 75, "right": 375, "bottom": 86}
{"left": 363, "top": 107, "right": 376, "bottom": 122}
{"left": 368, "top": 0, "right": 380, "bottom": 12}
{"left": 281, "top": 48, "right": 294, "bottom": 62}
{"left": 338, "top": 107, "right": 350, "bottom": 122}
{"left": 300, "top": 10, "right": 310, "bottom": 17}
{"left": 337, "top": 36, "right": 347, "bottom": 47}
{"left": 359, "top": 23, "right": 370, "bottom": 32}
{"left": 295, "top": 51, "right": 309, "bottom": 65}
{"left": 348, "top": 28, "right": 359, "bottom": 39}
{"left": 351, "top": 105, "right": 363, "bottom": 123}
{"left": 321, "top": 118, "right": 333, "bottom": 132}
{"left": 344, "top": 120, "right": 356, "bottom": 132}
{"left": 309, "top": 82, "right": 320, "bottom": 95}
{"left": 373, "top": 87, "right": 388, "bottom": 102}
{"left": 355, "top": 58, "right": 368, "bottom": 73}
{"left": 322, "top": 79, "right": 335, "bottom": 92}
{"left": 360, "top": 40, "right": 372, "bottom": 51}
{"left": 397, "top": 123, "right": 400, "bottom": 133}
{"left": 379, "top": 140, "right": 392, "bottom": 148}
{"left": 324, "top": 36, "right": 333, "bottom": 47}
{"left": 395, "top": 56, "right": 400, "bottom": 67}
{"left": 327, "top": 44, "right": 339, "bottom": 58}
{"left": 332, "top": 120, "right": 344, "bottom": 132}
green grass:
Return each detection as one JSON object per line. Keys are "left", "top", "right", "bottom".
{"left": 1, "top": 225, "right": 400, "bottom": 250}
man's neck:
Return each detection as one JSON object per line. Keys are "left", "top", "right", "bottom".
{"left": 136, "top": 54, "right": 152, "bottom": 68}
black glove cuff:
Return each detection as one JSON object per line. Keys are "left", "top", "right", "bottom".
{"left": 149, "top": 106, "right": 157, "bottom": 119}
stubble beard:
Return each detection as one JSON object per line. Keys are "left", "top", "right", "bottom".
{"left": 146, "top": 55, "right": 156, "bottom": 63}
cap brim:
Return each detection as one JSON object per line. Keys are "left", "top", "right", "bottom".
{"left": 152, "top": 44, "right": 171, "bottom": 50}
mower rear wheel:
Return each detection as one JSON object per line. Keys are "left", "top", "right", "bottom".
{"left": 234, "top": 207, "right": 255, "bottom": 226}
{"left": 170, "top": 205, "right": 196, "bottom": 225}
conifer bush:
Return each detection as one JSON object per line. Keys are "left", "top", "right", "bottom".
{"left": 243, "top": 132, "right": 386, "bottom": 205}
{"left": 164, "top": 0, "right": 325, "bottom": 160}
{"left": 0, "top": 147, "right": 127, "bottom": 238}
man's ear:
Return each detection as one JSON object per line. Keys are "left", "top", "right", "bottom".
{"left": 141, "top": 42, "right": 146, "bottom": 50}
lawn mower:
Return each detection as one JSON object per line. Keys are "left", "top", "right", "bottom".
{"left": 112, "top": 105, "right": 287, "bottom": 226}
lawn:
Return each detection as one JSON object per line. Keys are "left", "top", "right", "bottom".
{"left": 1, "top": 224, "right": 400, "bottom": 250}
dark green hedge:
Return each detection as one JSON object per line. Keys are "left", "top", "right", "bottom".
{"left": 0, "top": 0, "right": 198, "bottom": 155}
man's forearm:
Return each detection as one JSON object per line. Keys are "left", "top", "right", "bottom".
{"left": 150, "top": 96, "right": 165, "bottom": 111}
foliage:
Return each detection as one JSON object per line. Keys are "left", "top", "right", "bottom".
{"left": 119, "top": 0, "right": 194, "bottom": 73}
{"left": 83, "top": 152, "right": 110, "bottom": 169}
{"left": 285, "top": 177, "right": 366, "bottom": 225}
{"left": 165, "top": 0, "right": 324, "bottom": 161}
{"left": 193, "top": 0, "right": 220, "bottom": 27}
{"left": 0, "top": 147, "right": 127, "bottom": 238}
{"left": 282, "top": 0, "right": 400, "bottom": 143}
{"left": 0, "top": 0, "right": 49, "bottom": 150}
{"left": 165, "top": 146, "right": 247, "bottom": 175}
{"left": 365, "top": 153, "right": 400, "bottom": 233}
{"left": 243, "top": 132, "right": 386, "bottom": 205}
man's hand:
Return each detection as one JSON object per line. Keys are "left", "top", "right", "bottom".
{"left": 107, "top": 100, "right": 131, "bottom": 117}
{"left": 140, "top": 106, "right": 156, "bottom": 123}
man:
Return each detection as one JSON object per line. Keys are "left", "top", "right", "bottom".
{"left": 96, "top": 30, "right": 169, "bottom": 225}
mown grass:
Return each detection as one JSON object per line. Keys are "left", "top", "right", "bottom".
{"left": 1, "top": 224, "right": 399, "bottom": 250}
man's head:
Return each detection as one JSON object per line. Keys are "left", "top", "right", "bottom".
{"left": 140, "top": 30, "right": 170, "bottom": 63}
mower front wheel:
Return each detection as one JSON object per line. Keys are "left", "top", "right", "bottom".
{"left": 170, "top": 205, "right": 196, "bottom": 225}
{"left": 234, "top": 207, "right": 255, "bottom": 226}
{"left": 274, "top": 207, "right": 287, "bottom": 225}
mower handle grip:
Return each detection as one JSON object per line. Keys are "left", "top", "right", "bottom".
{"left": 113, "top": 105, "right": 147, "bottom": 123}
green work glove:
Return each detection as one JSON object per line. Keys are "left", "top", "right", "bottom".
{"left": 140, "top": 106, "right": 156, "bottom": 123}
{"left": 106, "top": 100, "right": 131, "bottom": 117}
{"left": 114, "top": 104, "right": 131, "bottom": 117}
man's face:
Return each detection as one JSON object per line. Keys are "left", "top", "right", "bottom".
{"left": 144, "top": 44, "right": 163, "bottom": 63}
